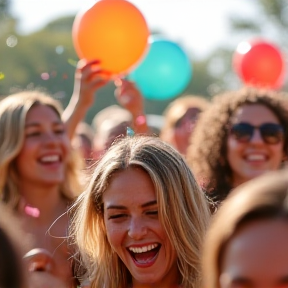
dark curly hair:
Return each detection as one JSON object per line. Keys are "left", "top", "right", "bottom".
{"left": 186, "top": 86, "right": 288, "bottom": 203}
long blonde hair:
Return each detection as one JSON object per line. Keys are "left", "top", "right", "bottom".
{"left": 70, "top": 135, "right": 211, "bottom": 288}
{"left": 0, "top": 90, "right": 83, "bottom": 207}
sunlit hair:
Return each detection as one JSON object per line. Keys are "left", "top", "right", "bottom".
{"left": 69, "top": 135, "right": 210, "bottom": 288}
{"left": 186, "top": 86, "right": 288, "bottom": 202}
{"left": 160, "top": 95, "right": 210, "bottom": 143}
{"left": 0, "top": 90, "right": 83, "bottom": 208}
{"left": 202, "top": 169, "right": 288, "bottom": 288}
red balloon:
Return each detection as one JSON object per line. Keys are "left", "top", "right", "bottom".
{"left": 233, "top": 39, "right": 285, "bottom": 89}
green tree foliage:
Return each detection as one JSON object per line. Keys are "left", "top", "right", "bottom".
{"left": 0, "top": 16, "right": 78, "bottom": 105}
{"left": 1, "top": 1, "right": 287, "bottom": 122}
{"left": 0, "top": 0, "right": 10, "bottom": 18}
{"left": 0, "top": 15, "right": 221, "bottom": 122}
{"left": 227, "top": 0, "right": 288, "bottom": 90}
{"left": 229, "top": 0, "right": 288, "bottom": 42}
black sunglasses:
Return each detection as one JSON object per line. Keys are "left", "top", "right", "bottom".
{"left": 229, "top": 122, "right": 284, "bottom": 144}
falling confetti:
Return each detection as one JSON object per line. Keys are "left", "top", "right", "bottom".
{"left": 55, "top": 45, "right": 64, "bottom": 54}
{"left": 6, "top": 35, "right": 18, "bottom": 47}
{"left": 0, "top": 72, "right": 5, "bottom": 80}
{"left": 127, "top": 127, "right": 135, "bottom": 137}
{"left": 24, "top": 205, "right": 40, "bottom": 218}
{"left": 68, "top": 58, "right": 78, "bottom": 67}
{"left": 41, "top": 73, "right": 50, "bottom": 80}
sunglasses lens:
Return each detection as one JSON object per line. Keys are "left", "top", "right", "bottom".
{"left": 260, "top": 124, "right": 284, "bottom": 144}
{"left": 230, "top": 123, "right": 253, "bottom": 142}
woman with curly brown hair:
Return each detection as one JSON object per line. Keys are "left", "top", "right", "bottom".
{"left": 186, "top": 86, "right": 288, "bottom": 203}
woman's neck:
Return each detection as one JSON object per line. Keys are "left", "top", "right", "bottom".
{"left": 18, "top": 181, "right": 67, "bottom": 224}
{"left": 132, "top": 266, "right": 180, "bottom": 288}
{"left": 132, "top": 285, "right": 180, "bottom": 288}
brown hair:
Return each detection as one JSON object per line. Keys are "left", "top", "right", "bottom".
{"left": 202, "top": 169, "right": 288, "bottom": 288}
{"left": 186, "top": 86, "right": 288, "bottom": 202}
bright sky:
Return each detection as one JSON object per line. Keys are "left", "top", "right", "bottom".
{"left": 10, "top": 0, "right": 255, "bottom": 58}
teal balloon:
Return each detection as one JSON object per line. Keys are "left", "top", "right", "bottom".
{"left": 128, "top": 37, "right": 192, "bottom": 100}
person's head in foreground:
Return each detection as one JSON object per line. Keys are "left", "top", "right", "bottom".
{"left": 69, "top": 135, "right": 210, "bottom": 288}
{"left": 0, "top": 202, "right": 27, "bottom": 288}
{"left": 187, "top": 86, "right": 288, "bottom": 202}
{"left": 203, "top": 169, "right": 288, "bottom": 288}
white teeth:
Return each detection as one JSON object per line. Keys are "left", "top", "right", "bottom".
{"left": 40, "top": 155, "right": 60, "bottom": 163}
{"left": 246, "top": 154, "right": 265, "bottom": 161}
{"left": 129, "top": 243, "right": 159, "bottom": 254}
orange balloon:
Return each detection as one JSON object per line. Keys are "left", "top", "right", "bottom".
{"left": 72, "top": 0, "right": 150, "bottom": 74}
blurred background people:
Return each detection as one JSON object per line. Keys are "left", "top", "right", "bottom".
{"left": 202, "top": 169, "right": 288, "bottom": 288}
{"left": 187, "top": 87, "right": 288, "bottom": 203}
{"left": 90, "top": 79, "right": 151, "bottom": 160}
{"left": 72, "top": 121, "right": 94, "bottom": 166}
{"left": 0, "top": 90, "right": 86, "bottom": 287}
{"left": 146, "top": 114, "right": 165, "bottom": 136}
{"left": 160, "top": 95, "right": 210, "bottom": 156}
{"left": 0, "top": 59, "right": 111, "bottom": 287}
{"left": 91, "top": 104, "right": 133, "bottom": 159}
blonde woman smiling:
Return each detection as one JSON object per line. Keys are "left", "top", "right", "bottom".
{"left": 69, "top": 135, "right": 210, "bottom": 288}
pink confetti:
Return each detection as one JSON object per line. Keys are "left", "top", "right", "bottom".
{"left": 41, "top": 73, "right": 50, "bottom": 80}
{"left": 136, "top": 115, "right": 146, "bottom": 125}
{"left": 24, "top": 206, "right": 40, "bottom": 218}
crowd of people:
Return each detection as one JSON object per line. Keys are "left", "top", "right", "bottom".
{"left": 1, "top": 58, "right": 288, "bottom": 288}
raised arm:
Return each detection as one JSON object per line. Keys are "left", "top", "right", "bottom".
{"left": 62, "top": 59, "right": 111, "bottom": 139}
{"left": 114, "top": 79, "right": 148, "bottom": 134}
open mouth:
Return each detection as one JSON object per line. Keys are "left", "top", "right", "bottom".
{"left": 38, "top": 155, "right": 62, "bottom": 165}
{"left": 244, "top": 154, "right": 267, "bottom": 162}
{"left": 128, "top": 243, "right": 161, "bottom": 265}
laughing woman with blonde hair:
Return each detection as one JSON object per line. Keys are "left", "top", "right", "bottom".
{"left": 0, "top": 90, "right": 84, "bottom": 287}
{"left": 69, "top": 135, "right": 211, "bottom": 288}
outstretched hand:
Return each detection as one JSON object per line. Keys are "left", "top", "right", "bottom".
{"left": 72, "top": 59, "right": 111, "bottom": 107}
{"left": 63, "top": 59, "right": 111, "bottom": 139}
{"left": 24, "top": 248, "right": 72, "bottom": 288}
{"left": 114, "top": 78, "right": 148, "bottom": 133}
{"left": 114, "top": 78, "right": 144, "bottom": 117}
